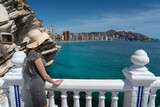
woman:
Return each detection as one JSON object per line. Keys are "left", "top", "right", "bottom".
{"left": 24, "top": 29, "right": 63, "bottom": 107}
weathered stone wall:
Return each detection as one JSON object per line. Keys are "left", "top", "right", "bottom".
{"left": 0, "top": 0, "right": 59, "bottom": 76}
{"left": 1, "top": 0, "right": 44, "bottom": 44}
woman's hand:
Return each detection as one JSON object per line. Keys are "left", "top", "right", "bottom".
{"left": 53, "top": 80, "right": 63, "bottom": 85}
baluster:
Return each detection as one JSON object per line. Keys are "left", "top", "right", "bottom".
{"left": 111, "top": 92, "right": 119, "bottom": 107}
{"left": 61, "top": 91, "right": 68, "bottom": 107}
{"left": 148, "top": 88, "right": 157, "bottom": 107}
{"left": 48, "top": 91, "right": 57, "bottom": 107}
{"left": 86, "top": 92, "right": 92, "bottom": 107}
{"left": 73, "top": 92, "right": 80, "bottom": 107}
{"left": 98, "top": 92, "right": 105, "bottom": 107}
{"left": 2, "top": 89, "right": 9, "bottom": 107}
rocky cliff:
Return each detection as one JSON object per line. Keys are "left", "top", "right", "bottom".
{"left": 0, "top": 0, "right": 59, "bottom": 76}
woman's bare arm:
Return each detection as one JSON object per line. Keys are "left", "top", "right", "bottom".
{"left": 24, "top": 62, "right": 32, "bottom": 78}
{"left": 34, "top": 58, "right": 63, "bottom": 85}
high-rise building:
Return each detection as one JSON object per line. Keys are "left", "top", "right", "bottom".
{"left": 66, "top": 31, "right": 71, "bottom": 40}
{"left": 50, "top": 26, "right": 57, "bottom": 41}
{"left": 81, "top": 34, "right": 84, "bottom": 40}
{"left": 61, "top": 35, "right": 64, "bottom": 41}
{"left": 71, "top": 33, "right": 75, "bottom": 41}
{"left": 75, "top": 33, "right": 78, "bottom": 40}
{"left": 63, "top": 32, "right": 67, "bottom": 41}
{"left": 88, "top": 34, "right": 92, "bottom": 40}
{"left": 63, "top": 31, "right": 71, "bottom": 41}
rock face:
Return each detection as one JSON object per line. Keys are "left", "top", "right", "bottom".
{"left": 0, "top": 44, "right": 17, "bottom": 76}
{"left": 0, "top": 0, "right": 43, "bottom": 44}
{"left": 0, "top": 4, "right": 9, "bottom": 25}
{"left": 0, "top": 0, "right": 59, "bottom": 76}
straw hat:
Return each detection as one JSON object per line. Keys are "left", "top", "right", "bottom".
{"left": 27, "top": 29, "right": 49, "bottom": 48}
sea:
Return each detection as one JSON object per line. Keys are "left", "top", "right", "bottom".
{"left": 46, "top": 41, "right": 160, "bottom": 107}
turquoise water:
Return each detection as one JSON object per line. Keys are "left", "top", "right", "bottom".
{"left": 46, "top": 41, "right": 160, "bottom": 106}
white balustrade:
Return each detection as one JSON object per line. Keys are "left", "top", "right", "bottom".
{"left": 86, "top": 92, "right": 92, "bottom": 107}
{"left": 123, "top": 49, "right": 156, "bottom": 107}
{"left": 143, "top": 87, "right": 150, "bottom": 107}
{"left": 2, "top": 90, "right": 9, "bottom": 107}
{"left": 111, "top": 92, "right": 119, "bottom": 107}
{"left": 0, "top": 77, "right": 9, "bottom": 107}
{"left": 61, "top": 91, "right": 68, "bottom": 107}
{"left": 98, "top": 92, "right": 105, "bottom": 107}
{"left": 148, "top": 77, "right": 160, "bottom": 107}
{"left": 148, "top": 88, "right": 157, "bottom": 107}
{"left": 0, "top": 49, "right": 160, "bottom": 107}
{"left": 48, "top": 91, "right": 57, "bottom": 107}
{"left": 73, "top": 92, "right": 80, "bottom": 107}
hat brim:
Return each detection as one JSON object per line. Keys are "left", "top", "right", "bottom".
{"left": 27, "top": 32, "right": 49, "bottom": 48}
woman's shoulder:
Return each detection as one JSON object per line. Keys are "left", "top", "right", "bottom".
{"left": 28, "top": 50, "right": 39, "bottom": 56}
{"left": 28, "top": 50, "right": 41, "bottom": 61}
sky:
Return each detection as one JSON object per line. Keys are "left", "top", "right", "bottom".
{"left": 26, "top": 0, "right": 160, "bottom": 39}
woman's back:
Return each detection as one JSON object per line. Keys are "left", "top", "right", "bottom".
{"left": 27, "top": 50, "right": 47, "bottom": 107}
{"left": 27, "top": 50, "right": 46, "bottom": 80}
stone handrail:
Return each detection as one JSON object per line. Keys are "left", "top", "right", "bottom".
{"left": 45, "top": 79, "right": 131, "bottom": 91}
{"left": 151, "top": 77, "right": 160, "bottom": 89}
{"left": 0, "top": 49, "right": 160, "bottom": 107}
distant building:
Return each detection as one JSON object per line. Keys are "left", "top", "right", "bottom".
{"left": 116, "top": 35, "right": 119, "bottom": 38}
{"left": 103, "top": 36, "right": 108, "bottom": 40}
{"left": 100, "top": 36, "right": 103, "bottom": 40}
{"left": 94, "top": 35, "right": 98, "bottom": 40}
{"left": 50, "top": 26, "right": 57, "bottom": 41}
{"left": 91, "top": 34, "right": 95, "bottom": 40}
{"left": 84, "top": 34, "right": 89, "bottom": 41}
{"left": 112, "top": 35, "right": 120, "bottom": 41}
{"left": 78, "top": 34, "right": 84, "bottom": 40}
{"left": 74, "top": 33, "right": 78, "bottom": 41}
{"left": 61, "top": 35, "right": 64, "bottom": 41}
{"left": 81, "top": 34, "right": 84, "bottom": 40}
{"left": 108, "top": 36, "right": 113, "bottom": 41}
{"left": 135, "top": 35, "right": 141, "bottom": 40}
{"left": 63, "top": 31, "right": 71, "bottom": 41}
{"left": 56, "top": 34, "right": 61, "bottom": 41}
{"left": 71, "top": 33, "right": 75, "bottom": 41}
{"left": 88, "top": 34, "right": 92, "bottom": 40}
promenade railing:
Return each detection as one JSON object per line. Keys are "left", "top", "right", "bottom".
{"left": 0, "top": 49, "right": 159, "bottom": 107}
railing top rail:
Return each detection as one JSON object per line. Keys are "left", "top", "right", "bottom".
{"left": 35, "top": 79, "right": 132, "bottom": 92}
{"left": 151, "top": 77, "right": 160, "bottom": 89}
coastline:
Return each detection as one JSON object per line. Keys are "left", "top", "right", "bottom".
{"left": 56, "top": 40, "right": 160, "bottom": 43}
{"left": 56, "top": 40, "right": 105, "bottom": 43}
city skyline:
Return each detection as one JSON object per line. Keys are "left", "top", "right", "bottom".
{"left": 27, "top": 0, "right": 160, "bottom": 39}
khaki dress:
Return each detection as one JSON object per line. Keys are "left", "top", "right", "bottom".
{"left": 27, "top": 50, "right": 47, "bottom": 107}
